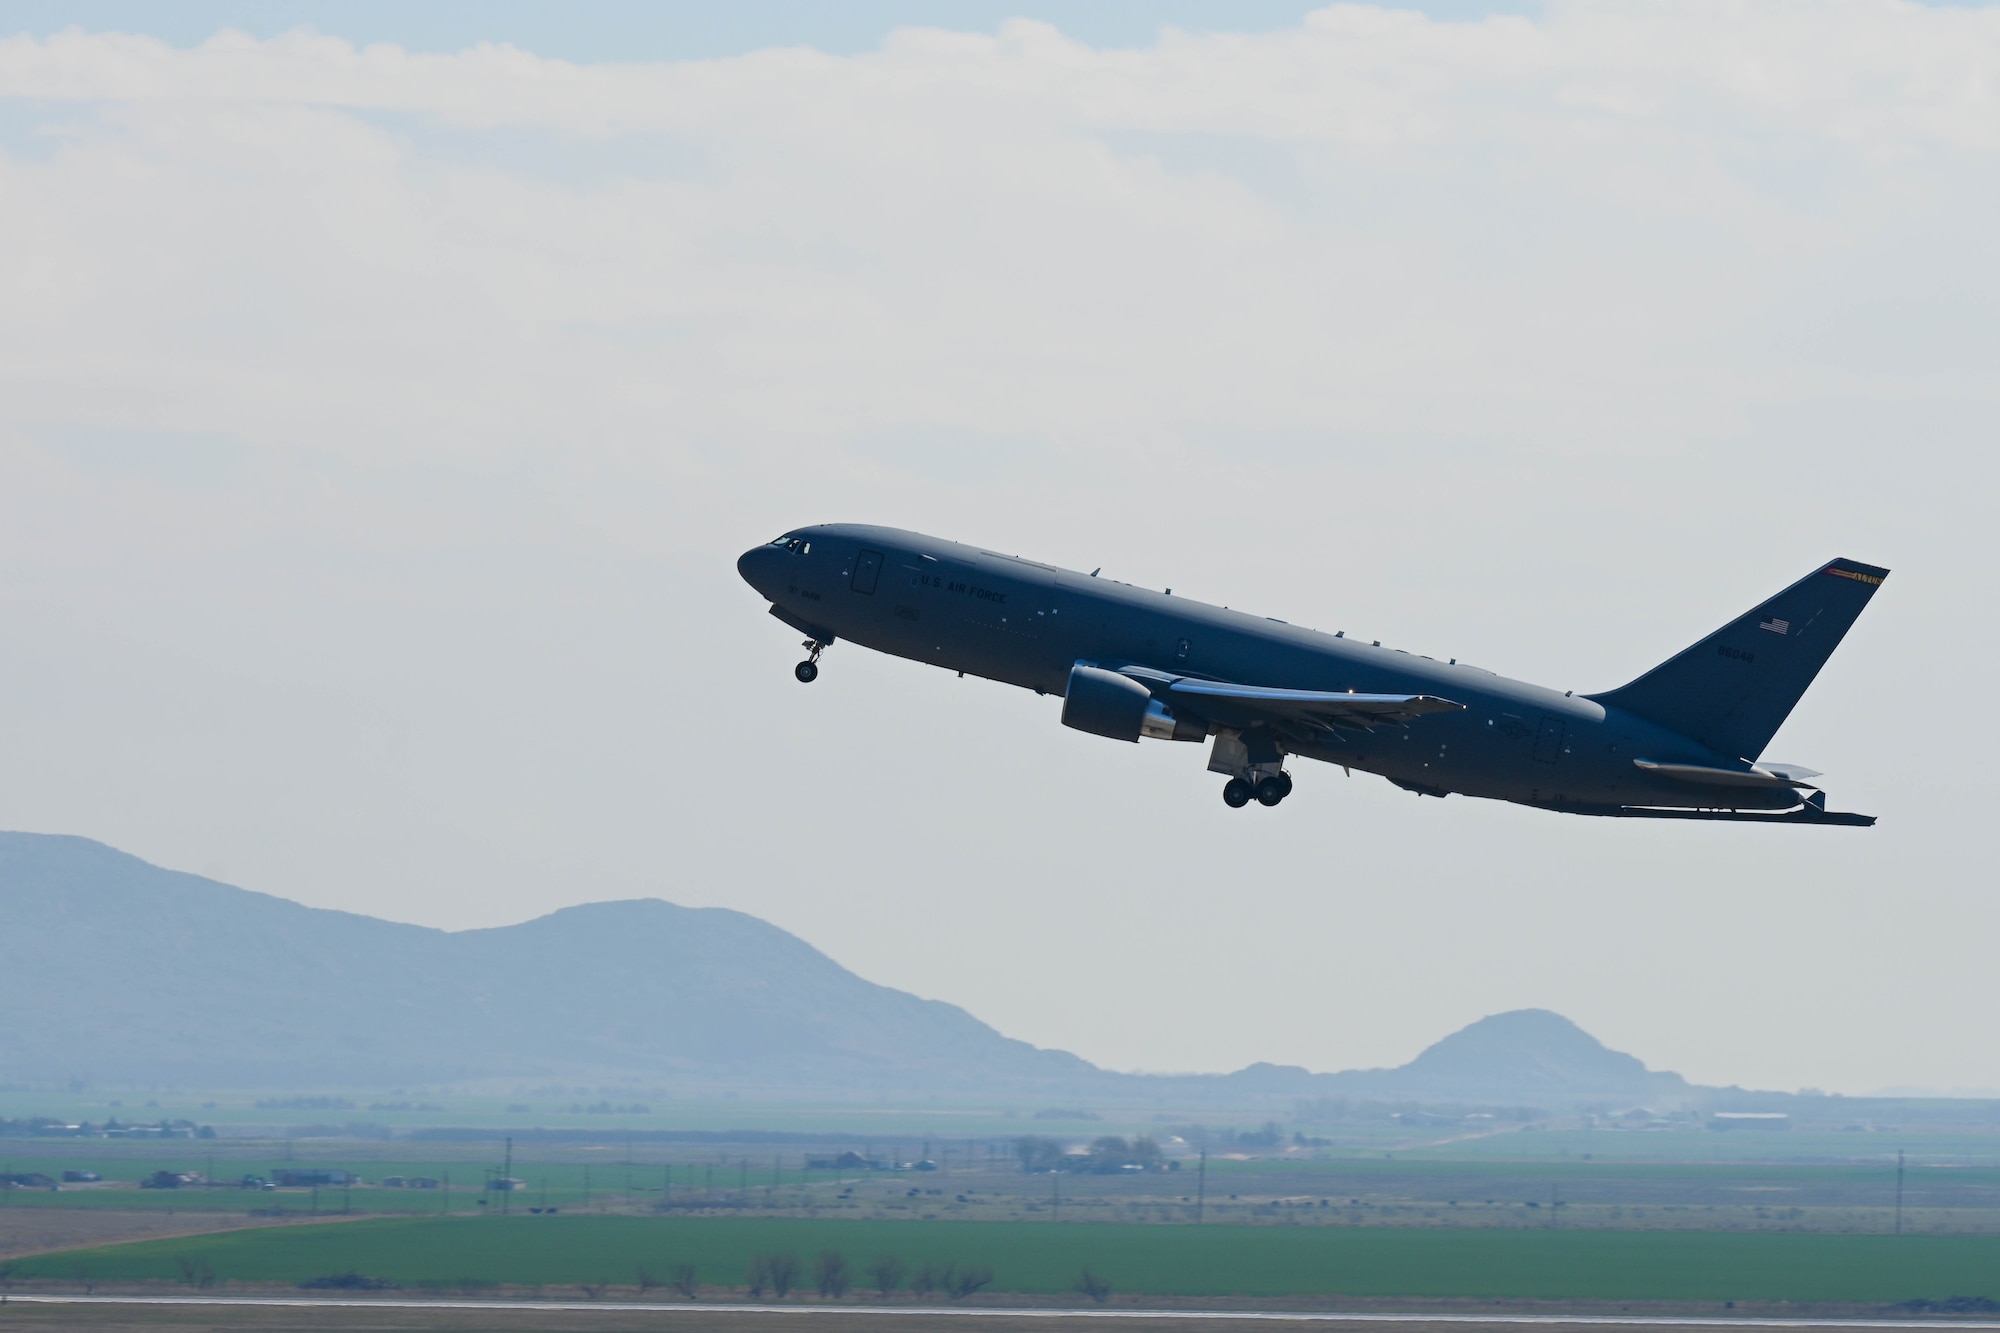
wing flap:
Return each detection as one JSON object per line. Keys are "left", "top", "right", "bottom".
{"left": 1164, "top": 678, "right": 1464, "bottom": 733}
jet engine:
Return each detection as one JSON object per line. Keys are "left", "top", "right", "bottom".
{"left": 1060, "top": 664, "right": 1206, "bottom": 743}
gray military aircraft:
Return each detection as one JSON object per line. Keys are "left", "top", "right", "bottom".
{"left": 738, "top": 525, "right": 1886, "bottom": 825}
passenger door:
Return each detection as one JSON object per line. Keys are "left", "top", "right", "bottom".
{"left": 851, "top": 548, "right": 883, "bottom": 595}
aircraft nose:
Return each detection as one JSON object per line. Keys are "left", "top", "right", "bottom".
{"left": 737, "top": 544, "right": 779, "bottom": 598}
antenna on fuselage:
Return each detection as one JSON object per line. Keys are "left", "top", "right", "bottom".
{"left": 1091, "top": 568, "right": 1101, "bottom": 577}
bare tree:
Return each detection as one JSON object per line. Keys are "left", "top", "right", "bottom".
{"left": 765, "top": 1251, "right": 800, "bottom": 1298}
{"left": 946, "top": 1265, "right": 995, "bottom": 1300}
{"left": 174, "top": 1258, "right": 217, "bottom": 1289}
{"left": 1014, "top": 1136, "right": 1064, "bottom": 1173}
{"left": 909, "top": 1260, "right": 941, "bottom": 1299}
{"left": 1076, "top": 1267, "right": 1112, "bottom": 1304}
{"left": 816, "top": 1250, "right": 850, "bottom": 1299}
{"left": 868, "top": 1254, "right": 907, "bottom": 1298}
{"left": 576, "top": 1281, "right": 608, "bottom": 1301}
{"left": 635, "top": 1267, "right": 660, "bottom": 1294}
{"left": 743, "top": 1255, "right": 769, "bottom": 1299}
{"left": 671, "top": 1263, "right": 700, "bottom": 1300}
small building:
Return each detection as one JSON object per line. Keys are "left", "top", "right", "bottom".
{"left": 61, "top": 1170, "right": 101, "bottom": 1183}
{"left": 272, "top": 1169, "right": 358, "bottom": 1187}
{"left": 379, "top": 1176, "right": 408, "bottom": 1188}
{"left": 1710, "top": 1112, "right": 1790, "bottom": 1131}
{"left": 805, "top": 1152, "right": 879, "bottom": 1171}
{"left": 2, "top": 1172, "right": 58, "bottom": 1190}
{"left": 489, "top": 1177, "right": 527, "bottom": 1192}
{"left": 140, "top": 1171, "right": 202, "bottom": 1189}
{"left": 408, "top": 1176, "right": 441, "bottom": 1189}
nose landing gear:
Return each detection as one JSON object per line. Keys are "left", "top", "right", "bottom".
{"left": 795, "top": 639, "right": 826, "bottom": 683}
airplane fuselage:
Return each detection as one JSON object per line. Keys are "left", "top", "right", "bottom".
{"left": 738, "top": 524, "right": 1871, "bottom": 820}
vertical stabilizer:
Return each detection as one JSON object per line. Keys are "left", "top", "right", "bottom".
{"left": 1587, "top": 559, "right": 1887, "bottom": 760}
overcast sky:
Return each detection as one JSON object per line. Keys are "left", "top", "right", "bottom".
{"left": 2, "top": 0, "right": 1996, "bottom": 1096}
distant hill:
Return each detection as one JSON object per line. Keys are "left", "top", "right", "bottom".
{"left": 0, "top": 832, "right": 1095, "bottom": 1091}
{"left": 1324, "top": 1009, "right": 1689, "bottom": 1103}
{"left": 0, "top": 831, "right": 1693, "bottom": 1105}
{"left": 1204, "top": 1011, "right": 1688, "bottom": 1107}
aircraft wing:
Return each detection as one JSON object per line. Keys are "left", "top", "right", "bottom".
{"left": 1162, "top": 678, "right": 1465, "bottom": 736}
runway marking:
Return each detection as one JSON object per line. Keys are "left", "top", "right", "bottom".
{"left": 1, "top": 1295, "right": 1997, "bottom": 1327}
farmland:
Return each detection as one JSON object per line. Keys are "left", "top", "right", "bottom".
{"left": 10, "top": 1214, "right": 2000, "bottom": 1305}
{"left": 5, "top": 1137, "right": 2000, "bottom": 1236}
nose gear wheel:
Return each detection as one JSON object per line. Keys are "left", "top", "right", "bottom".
{"left": 795, "top": 639, "right": 826, "bottom": 683}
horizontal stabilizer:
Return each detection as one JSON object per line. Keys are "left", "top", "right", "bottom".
{"left": 1633, "top": 759, "right": 1819, "bottom": 790}
{"left": 1756, "top": 762, "right": 1822, "bottom": 782}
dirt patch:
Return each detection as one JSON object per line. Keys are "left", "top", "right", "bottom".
{"left": 0, "top": 1211, "right": 302, "bottom": 1262}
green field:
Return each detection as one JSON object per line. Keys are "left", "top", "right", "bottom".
{"left": 14, "top": 1215, "right": 2000, "bottom": 1303}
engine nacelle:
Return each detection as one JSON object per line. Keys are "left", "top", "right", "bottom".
{"left": 1061, "top": 664, "right": 1206, "bottom": 743}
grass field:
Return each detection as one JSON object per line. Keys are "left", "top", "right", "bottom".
{"left": 12, "top": 1215, "right": 2000, "bottom": 1303}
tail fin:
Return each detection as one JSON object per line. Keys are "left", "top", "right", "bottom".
{"left": 1587, "top": 559, "right": 1888, "bottom": 761}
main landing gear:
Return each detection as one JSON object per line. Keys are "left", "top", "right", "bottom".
{"left": 1210, "top": 729, "right": 1292, "bottom": 810}
{"left": 795, "top": 639, "right": 826, "bottom": 683}
{"left": 1222, "top": 771, "right": 1293, "bottom": 809}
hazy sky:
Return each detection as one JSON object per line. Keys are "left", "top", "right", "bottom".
{"left": 2, "top": 1, "right": 1996, "bottom": 1096}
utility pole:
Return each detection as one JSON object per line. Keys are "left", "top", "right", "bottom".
{"left": 1195, "top": 1149, "right": 1207, "bottom": 1224}
{"left": 1550, "top": 1182, "right": 1558, "bottom": 1229}
{"left": 663, "top": 1163, "right": 671, "bottom": 1208}
{"left": 1051, "top": 1168, "right": 1060, "bottom": 1223}
{"left": 1895, "top": 1150, "right": 1906, "bottom": 1236}
{"left": 503, "top": 1138, "right": 513, "bottom": 1215}
{"left": 584, "top": 1165, "right": 592, "bottom": 1211}
{"left": 344, "top": 1173, "right": 352, "bottom": 1215}
{"left": 442, "top": 1170, "right": 450, "bottom": 1216}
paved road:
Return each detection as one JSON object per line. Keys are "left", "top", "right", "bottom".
{"left": 2, "top": 1295, "right": 1998, "bottom": 1331}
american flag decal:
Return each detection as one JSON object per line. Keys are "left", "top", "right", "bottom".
{"left": 1759, "top": 617, "right": 1790, "bottom": 635}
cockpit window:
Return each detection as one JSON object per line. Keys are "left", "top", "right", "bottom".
{"left": 770, "top": 535, "right": 811, "bottom": 554}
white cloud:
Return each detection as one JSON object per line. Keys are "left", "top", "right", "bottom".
{"left": 0, "top": 5, "right": 1995, "bottom": 1090}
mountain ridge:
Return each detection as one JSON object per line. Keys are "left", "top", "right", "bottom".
{"left": 2, "top": 831, "right": 1687, "bottom": 1103}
